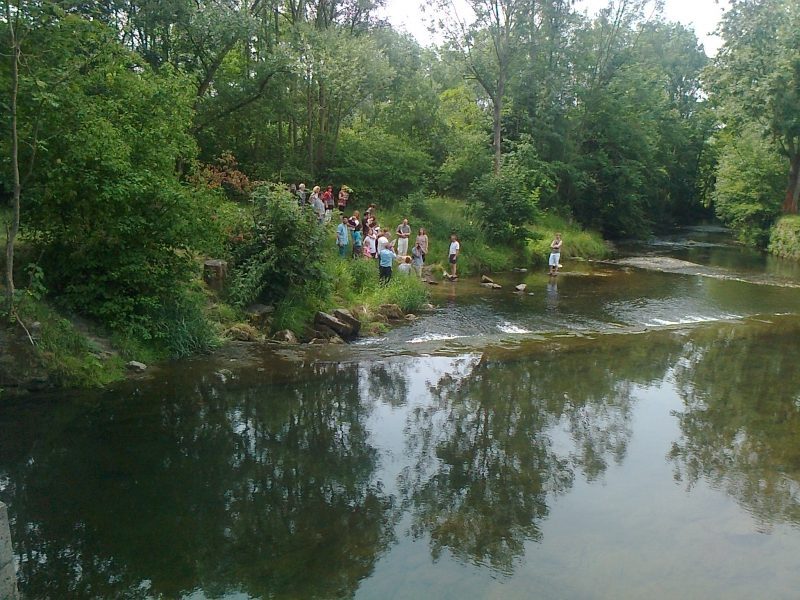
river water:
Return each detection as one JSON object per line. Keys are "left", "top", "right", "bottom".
{"left": 2, "top": 227, "right": 800, "bottom": 599}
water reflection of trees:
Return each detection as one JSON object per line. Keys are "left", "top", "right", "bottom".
{"left": 670, "top": 320, "right": 800, "bottom": 530}
{"left": 400, "top": 335, "right": 683, "bottom": 574}
{"left": 0, "top": 362, "right": 393, "bottom": 599}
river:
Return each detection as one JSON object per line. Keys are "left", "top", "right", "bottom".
{"left": 2, "top": 226, "right": 800, "bottom": 599}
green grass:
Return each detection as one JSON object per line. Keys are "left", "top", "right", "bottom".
{"left": 527, "top": 212, "right": 610, "bottom": 266}
{"left": 11, "top": 296, "right": 126, "bottom": 388}
{"left": 360, "top": 194, "right": 608, "bottom": 276}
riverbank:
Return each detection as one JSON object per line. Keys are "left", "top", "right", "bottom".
{"left": 0, "top": 196, "right": 608, "bottom": 394}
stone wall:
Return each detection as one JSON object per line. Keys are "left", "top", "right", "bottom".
{"left": 0, "top": 501, "right": 19, "bottom": 600}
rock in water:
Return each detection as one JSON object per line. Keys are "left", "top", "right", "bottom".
{"left": 515, "top": 284, "right": 527, "bottom": 292}
{"left": 332, "top": 308, "right": 361, "bottom": 336}
{"left": 245, "top": 304, "right": 274, "bottom": 329}
{"left": 126, "top": 361, "right": 147, "bottom": 373}
{"left": 481, "top": 275, "right": 494, "bottom": 284}
{"left": 378, "top": 304, "right": 405, "bottom": 321}
{"left": 314, "top": 311, "right": 356, "bottom": 339}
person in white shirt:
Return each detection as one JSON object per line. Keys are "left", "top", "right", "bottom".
{"left": 396, "top": 218, "right": 411, "bottom": 256}
{"left": 377, "top": 228, "right": 390, "bottom": 252}
{"left": 549, "top": 233, "right": 562, "bottom": 276}
{"left": 397, "top": 255, "right": 413, "bottom": 275}
{"left": 364, "top": 228, "right": 377, "bottom": 258}
{"left": 448, "top": 234, "right": 460, "bottom": 279}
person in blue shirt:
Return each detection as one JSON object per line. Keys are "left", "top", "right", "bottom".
{"left": 378, "top": 241, "right": 397, "bottom": 285}
{"left": 352, "top": 228, "right": 363, "bottom": 258}
{"left": 336, "top": 215, "right": 350, "bottom": 258}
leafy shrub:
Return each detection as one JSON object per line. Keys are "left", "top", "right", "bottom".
{"left": 469, "top": 165, "right": 540, "bottom": 245}
{"left": 328, "top": 126, "right": 432, "bottom": 202}
{"left": 712, "top": 127, "right": 785, "bottom": 247}
{"left": 227, "top": 183, "right": 333, "bottom": 308}
{"left": 369, "top": 274, "right": 428, "bottom": 313}
{"left": 769, "top": 215, "right": 800, "bottom": 259}
{"left": 15, "top": 28, "right": 225, "bottom": 357}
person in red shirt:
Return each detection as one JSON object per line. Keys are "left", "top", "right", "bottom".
{"left": 337, "top": 186, "right": 349, "bottom": 213}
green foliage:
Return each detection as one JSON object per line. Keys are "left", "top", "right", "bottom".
{"left": 227, "top": 183, "right": 333, "bottom": 308}
{"left": 469, "top": 143, "right": 546, "bottom": 245}
{"left": 2, "top": 18, "right": 225, "bottom": 357}
{"left": 708, "top": 0, "right": 800, "bottom": 214}
{"left": 371, "top": 275, "right": 429, "bottom": 313}
{"left": 768, "top": 216, "right": 800, "bottom": 259}
{"left": 527, "top": 214, "right": 609, "bottom": 266}
{"left": 328, "top": 126, "right": 432, "bottom": 202}
{"left": 11, "top": 296, "right": 125, "bottom": 388}
{"left": 712, "top": 128, "right": 785, "bottom": 247}
{"left": 434, "top": 86, "right": 493, "bottom": 194}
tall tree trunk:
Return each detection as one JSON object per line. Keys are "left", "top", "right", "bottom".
{"left": 4, "top": 16, "right": 21, "bottom": 309}
{"left": 783, "top": 152, "right": 800, "bottom": 214}
{"left": 493, "top": 71, "right": 505, "bottom": 174}
{"left": 306, "top": 67, "right": 314, "bottom": 177}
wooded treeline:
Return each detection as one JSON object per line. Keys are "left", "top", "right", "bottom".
{"left": 1, "top": 0, "right": 798, "bottom": 355}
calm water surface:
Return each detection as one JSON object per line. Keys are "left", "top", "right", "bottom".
{"left": 2, "top": 228, "right": 800, "bottom": 599}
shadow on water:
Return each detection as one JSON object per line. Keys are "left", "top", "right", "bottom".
{"left": 3, "top": 315, "right": 800, "bottom": 597}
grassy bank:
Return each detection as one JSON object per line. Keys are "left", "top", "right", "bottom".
{"left": 371, "top": 194, "right": 609, "bottom": 276}
{"left": 1, "top": 193, "right": 607, "bottom": 391}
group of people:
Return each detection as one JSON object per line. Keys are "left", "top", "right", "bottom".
{"left": 289, "top": 183, "right": 562, "bottom": 282}
{"left": 290, "top": 182, "right": 454, "bottom": 284}
{"left": 290, "top": 182, "right": 351, "bottom": 223}
{"left": 334, "top": 208, "right": 448, "bottom": 285}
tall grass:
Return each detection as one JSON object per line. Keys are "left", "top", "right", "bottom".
{"left": 527, "top": 213, "right": 609, "bottom": 266}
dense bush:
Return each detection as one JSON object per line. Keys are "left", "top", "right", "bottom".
{"left": 227, "top": 183, "right": 333, "bottom": 308}
{"left": 327, "top": 126, "right": 432, "bottom": 202}
{"left": 19, "top": 25, "right": 222, "bottom": 356}
{"left": 469, "top": 165, "right": 540, "bottom": 245}
{"left": 712, "top": 128, "right": 785, "bottom": 247}
{"left": 768, "top": 215, "right": 800, "bottom": 259}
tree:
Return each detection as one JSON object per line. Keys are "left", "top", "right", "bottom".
{"left": 431, "top": 0, "right": 527, "bottom": 174}
{"left": 2, "top": 0, "right": 22, "bottom": 309}
{"left": 709, "top": 0, "right": 800, "bottom": 214}
{"left": 712, "top": 126, "right": 786, "bottom": 246}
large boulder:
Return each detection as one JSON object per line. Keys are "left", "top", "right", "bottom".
{"left": 378, "top": 304, "right": 404, "bottom": 321}
{"left": 314, "top": 311, "right": 355, "bottom": 339}
{"left": 332, "top": 308, "right": 361, "bottom": 336}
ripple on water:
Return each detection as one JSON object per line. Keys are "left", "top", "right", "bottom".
{"left": 497, "top": 321, "right": 533, "bottom": 334}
